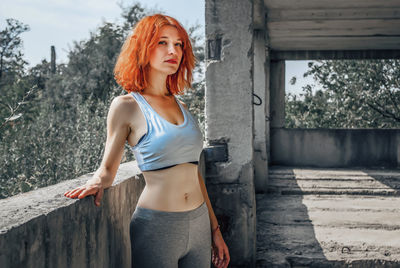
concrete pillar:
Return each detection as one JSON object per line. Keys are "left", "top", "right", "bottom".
{"left": 253, "top": 28, "right": 269, "bottom": 193}
{"left": 265, "top": 48, "right": 272, "bottom": 167}
{"left": 205, "top": 0, "right": 256, "bottom": 266}
{"left": 270, "top": 60, "right": 286, "bottom": 128}
{"left": 397, "top": 131, "right": 400, "bottom": 168}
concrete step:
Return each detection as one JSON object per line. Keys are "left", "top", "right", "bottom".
{"left": 256, "top": 166, "right": 400, "bottom": 267}
{"left": 267, "top": 166, "right": 400, "bottom": 196}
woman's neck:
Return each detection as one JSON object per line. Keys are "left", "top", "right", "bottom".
{"left": 145, "top": 69, "right": 171, "bottom": 96}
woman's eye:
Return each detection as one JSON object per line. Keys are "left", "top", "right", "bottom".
{"left": 158, "top": 41, "right": 182, "bottom": 47}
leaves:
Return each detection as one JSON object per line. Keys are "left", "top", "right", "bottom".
{"left": 286, "top": 59, "right": 400, "bottom": 128}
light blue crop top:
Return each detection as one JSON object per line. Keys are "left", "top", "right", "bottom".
{"left": 129, "top": 91, "right": 203, "bottom": 171}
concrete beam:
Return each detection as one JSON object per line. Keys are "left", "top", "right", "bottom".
{"left": 270, "top": 49, "right": 400, "bottom": 60}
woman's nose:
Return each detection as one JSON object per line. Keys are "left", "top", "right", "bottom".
{"left": 168, "top": 44, "right": 177, "bottom": 55}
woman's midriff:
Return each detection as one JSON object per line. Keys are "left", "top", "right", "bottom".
{"left": 136, "top": 163, "right": 205, "bottom": 212}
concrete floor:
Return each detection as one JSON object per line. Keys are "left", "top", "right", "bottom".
{"left": 256, "top": 166, "right": 400, "bottom": 268}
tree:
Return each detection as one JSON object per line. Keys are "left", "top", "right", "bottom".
{"left": 286, "top": 59, "right": 400, "bottom": 129}
{"left": 0, "top": 18, "right": 29, "bottom": 80}
{"left": 0, "top": 18, "right": 42, "bottom": 131}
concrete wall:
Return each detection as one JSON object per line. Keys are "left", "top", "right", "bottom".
{"left": 205, "top": 0, "right": 257, "bottom": 266}
{"left": 271, "top": 128, "right": 400, "bottom": 168}
{"left": 0, "top": 161, "right": 145, "bottom": 268}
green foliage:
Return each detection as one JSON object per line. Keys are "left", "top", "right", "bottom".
{"left": 0, "top": 18, "right": 38, "bottom": 129}
{"left": 0, "top": 18, "right": 29, "bottom": 79}
{"left": 0, "top": 3, "right": 205, "bottom": 199}
{"left": 64, "top": 22, "right": 126, "bottom": 102}
{"left": 286, "top": 59, "right": 400, "bottom": 129}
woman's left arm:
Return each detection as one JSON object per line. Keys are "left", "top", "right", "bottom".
{"left": 179, "top": 99, "right": 230, "bottom": 267}
{"left": 197, "top": 169, "right": 219, "bottom": 231}
{"left": 197, "top": 169, "right": 230, "bottom": 268}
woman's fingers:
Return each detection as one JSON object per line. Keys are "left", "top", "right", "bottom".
{"left": 78, "top": 187, "right": 97, "bottom": 199}
{"left": 212, "top": 250, "right": 223, "bottom": 268}
{"left": 212, "top": 248, "right": 229, "bottom": 268}
{"left": 224, "top": 247, "right": 230, "bottom": 267}
{"left": 94, "top": 188, "right": 104, "bottom": 206}
{"left": 215, "top": 248, "right": 223, "bottom": 267}
{"left": 68, "top": 187, "right": 84, "bottom": 197}
{"left": 219, "top": 248, "right": 224, "bottom": 261}
{"left": 64, "top": 182, "right": 104, "bottom": 209}
{"left": 64, "top": 186, "right": 92, "bottom": 199}
{"left": 212, "top": 250, "right": 218, "bottom": 267}
{"left": 64, "top": 188, "right": 80, "bottom": 198}
{"left": 70, "top": 187, "right": 87, "bottom": 198}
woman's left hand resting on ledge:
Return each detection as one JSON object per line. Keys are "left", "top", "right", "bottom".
{"left": 64, "top": 178, "right": 104, "bottom": 207}
{"left": 64, "top": 96, "right": 131, "bottom": 207}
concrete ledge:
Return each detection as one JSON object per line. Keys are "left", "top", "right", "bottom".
{"left": 0, "top": 161, "right": 145, "bottom": 268}
{"left": 271, "top": 128, "right": 400, "bottom": 168}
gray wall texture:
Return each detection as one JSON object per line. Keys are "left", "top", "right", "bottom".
{"left": 205, "top": 0, "right": 257, "bottom": 266}
{"left": 0, "top": 161, "right": 145, "bottom": 268}
{"left": 271, "top": 128, "right": 400, "bottom": 168}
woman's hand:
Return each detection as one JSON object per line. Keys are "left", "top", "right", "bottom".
{"left": 64, "top": 179, "right": 104, "bottom": 207}
{"left": 211, "top": 228, "right": 230, "bottom": 268}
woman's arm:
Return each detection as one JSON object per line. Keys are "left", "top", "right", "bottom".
{"left": 64, "top": 96, "right": 131, "bottom": 205}
{"left": 91, "top": 96, "right": 131, "bottom": 188}
{"left": 197, "top": 169, "right": 219, "bottom": 231}
{"left": 198, "top": 168, "right": 231, "bottom": 268}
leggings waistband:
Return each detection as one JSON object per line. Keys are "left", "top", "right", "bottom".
{"left": 133, "top": 201, "right": 208, "bottom": 221}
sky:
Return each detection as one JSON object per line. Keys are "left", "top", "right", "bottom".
{"left": 0, "top": 0, "right": 315, "bottom": 96}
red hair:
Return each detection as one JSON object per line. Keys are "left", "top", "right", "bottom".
{"left": 114, "top": 14, "right": 196, "bottom": 95}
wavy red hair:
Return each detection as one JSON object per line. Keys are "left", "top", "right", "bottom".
{"left": 113, "top": 14, "right": 196, "bottom": 95}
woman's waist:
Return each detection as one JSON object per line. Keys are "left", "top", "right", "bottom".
{"left": 137, "top": 184, "right": 204, "bottom": 212}
{"left": 141, "top": 162, "right": 199, "bottom": 184}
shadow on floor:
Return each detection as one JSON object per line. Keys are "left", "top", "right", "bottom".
{"left": 256, "top": 166, "right": 326, "bottom": 267}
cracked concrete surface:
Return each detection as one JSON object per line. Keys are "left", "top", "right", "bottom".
{"left": 256, "top": 166, "right": 400, "bottom": 268}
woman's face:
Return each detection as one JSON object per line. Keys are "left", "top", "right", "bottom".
{"left": 148, "top": 25, "right": 183, "bottom": 75}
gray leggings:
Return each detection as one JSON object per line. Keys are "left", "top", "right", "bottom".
{"left": 130, "top": 202, "right": 212, "bottom": 268}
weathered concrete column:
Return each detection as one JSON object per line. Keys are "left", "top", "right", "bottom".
{"left": 253, "top": 0, "right": 269, "bottom": 193}
{"left": 270, "top": 60, "right": 285, "bottom": 128}
{"left": 397, "top": 131, "right": 400, "bottom": 168}
{"left": 265, "top": 48, "right": 272, "bottom": 167}
{"left": 205, "top": 0, "right": 256, "bottom": 267}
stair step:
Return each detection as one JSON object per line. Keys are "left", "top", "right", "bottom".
{"left": 267, "top": 166, "right": 400, "bottom": 196}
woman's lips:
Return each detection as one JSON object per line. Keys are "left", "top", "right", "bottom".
{"left": 165, "top": 60, "right": 177, "bottom": 64}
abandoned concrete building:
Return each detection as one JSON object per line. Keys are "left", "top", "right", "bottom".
{"left": 1, "top": 0, "right": 400, "bottom": 267}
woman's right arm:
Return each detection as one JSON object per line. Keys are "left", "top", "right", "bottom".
{"left": 64, "top": 96, "right": 131, "bottom": 206}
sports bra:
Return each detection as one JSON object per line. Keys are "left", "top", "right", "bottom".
{"left": 129, "top": 91, "right": 204, "bottom": 172}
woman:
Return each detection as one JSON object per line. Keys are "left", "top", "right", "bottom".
{"left": 64, "top": 14, "right": 230, "bottom": 268}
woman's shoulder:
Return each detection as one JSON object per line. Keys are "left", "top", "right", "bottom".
{"left": 112, "top": 93, "right": 138, "bottom": 107}
{"left": 109, "top": 93, "right": 140, "bottom": 119}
